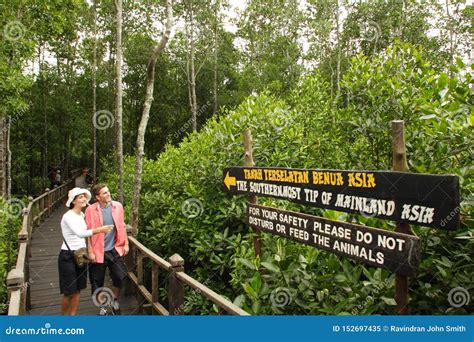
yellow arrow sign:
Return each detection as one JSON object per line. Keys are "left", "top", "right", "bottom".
{"left": 224, "top": 171, "right": 237, "bottom": 190}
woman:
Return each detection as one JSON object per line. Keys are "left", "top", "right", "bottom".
{"left": 59, "top": 187, "right": 113, "bottom": 315}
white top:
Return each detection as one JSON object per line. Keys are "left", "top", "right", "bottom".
{"left": 75, "top": 175, "right": 87, "bottom": 188}
{"left": 60, "top": 210, "right": 93, "bottom": 250}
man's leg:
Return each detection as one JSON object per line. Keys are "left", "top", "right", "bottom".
{"left": 106, "top": 250, "right": 128, "bottom": 314}
{"left": 89, "top": 262, "right": 107, "bottom": 314}
{"left": 89, "top": 262, "right": 106, "bottom": 296}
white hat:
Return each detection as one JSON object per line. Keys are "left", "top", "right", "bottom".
{"left": 66, "top": 187, "right": 91, "bottom": 207}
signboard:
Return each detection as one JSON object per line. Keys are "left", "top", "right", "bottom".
{"left": 224, "top": 167, "right": 460, "bottom": 230}
{"left": 247, "top": 204, "right": 421, "bottom": 276}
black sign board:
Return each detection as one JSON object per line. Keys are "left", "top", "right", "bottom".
{"left": 224, "top": 167, "right": 460, "bottom": 230}
{"left": 247, "top": 204, "right": 421, "bottom": 276}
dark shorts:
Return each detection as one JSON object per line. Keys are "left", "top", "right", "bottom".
{"left": 58, "top": 250, "right": 88, "bottom": 295}
{"left": 89, "top": 249, "right": 128, "bottom": 295}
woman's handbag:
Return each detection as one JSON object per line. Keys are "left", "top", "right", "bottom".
{"left": 63, "top": 239, "right": 90, "bottom": 268}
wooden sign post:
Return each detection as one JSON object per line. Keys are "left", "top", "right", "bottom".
{"left": 244, "top": 129, "right": 261, "bottom": 258}
{"left": 392, "top": 120, "right": 413, "bottom": 315}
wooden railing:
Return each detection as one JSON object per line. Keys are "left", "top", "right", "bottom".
{"left": 6, "top": 169, "right": 82, "bottom": 315}
{"left": 127, "top": 236, "right": 249, "bottom": 316}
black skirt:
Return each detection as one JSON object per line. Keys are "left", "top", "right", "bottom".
{"left": 58, "top": 250, "right": 87, "bottom": 295}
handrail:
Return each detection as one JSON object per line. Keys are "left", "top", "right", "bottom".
{"left": 127, "top": 235, "right": 249, "bottom": 316}
{"left": 176, "top": 272, "right": 248, "bottom": 315}
{"left": 6, "top": 168, "right": 83, "bottom": 315}
{"left": 128, "top": 235, "right": 171, "bottom": 270}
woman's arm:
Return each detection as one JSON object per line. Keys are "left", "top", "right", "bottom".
{"left": 65, "top": 215, "right": 93, "bottom": 238}
{"left": 91, "top": 226, "right": 113, "bottom": 234}
{"left": 65, "top": 216, "right": 112, "bottom": 238}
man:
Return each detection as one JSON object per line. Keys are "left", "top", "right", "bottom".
{"left": 53, "top": 169, "right": 61, "bottom": 187}
{"left": 85, "top": 183, "right": 129, "bottom": 315}
{"left": 75, "top": 168, "right": 92, "bottom": 189}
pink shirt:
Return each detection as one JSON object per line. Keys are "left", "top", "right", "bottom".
{"left": 85, "top": 201, "right": 127, "bottom": 263}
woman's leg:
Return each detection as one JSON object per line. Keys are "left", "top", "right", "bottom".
{"left": 69, "top": 291, "right": 81, "bottom": 315}
{"left": 61, "top": 295, "right": 72, "bottom": 315}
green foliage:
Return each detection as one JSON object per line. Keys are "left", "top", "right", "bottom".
{"left": 236, "top": 0, "right": 304, "bottom": 96}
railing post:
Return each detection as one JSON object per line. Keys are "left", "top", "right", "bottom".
{"left": 45, "top": 188, "right": 52, "bottom": 216}
{"left": 134, "top": 250, "right": 146, "bottom": 314}
{"left": 27, "top": 197, "right": 33, "bottom": 236}
{"left": 6, "top": 268, "right": 25, "bottom": 315}
{"left": 123, "top": 227, "right": 134, "bottom": 297}
{"left": 151, "top": 263, "right": 159, "bottom": 315}
{"left": 41, "top": 193, "right": 45, "bottom": 222}
{"left": 168, "top": 254, "right": 184, "bottom": 315}
{"left": 137, "top": 254, "right": 143, "bottom": 285}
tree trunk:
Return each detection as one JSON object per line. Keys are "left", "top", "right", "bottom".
{"left": 6, "top": 116, "right": 11, "bottom": 199}
{"left": 131, "top": 0, "right": 173, "bottom": 234}
{"left": 42, "top": 47, "right": 48, "bottom": 191}
{"left": 5, "top": 115, "right": 12, "bottom": 270}
{"left": 445, "top": 0, "right": 453, "bottom": 72}
{"left": 213, "top": 0, "right": 219, "bottom": 114}
{"left": 331, "top": 0, "right": 341, "bottom": 126}
{"left": 116, "top": 0, "right": 124, "bottom": 203}
{"left": 335, "top": 0, "right": 341, "bottom": 96}
{"left": 188, "top": 1, "right": 198, "bottom": 132}
{"left": 92, "top": 0, "right": 98, "bottom": 184}
{"left": 185, "top": 13, "right": 193, "bottom": 120}
{"left": 0, "top": 117, "right": 6, "bottom": 197}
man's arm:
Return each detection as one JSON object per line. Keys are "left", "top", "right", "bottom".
{"left": 87, "top": 236, "right": 96, "bottom": 262}
{"left": 84, "top": 207, "right": 96, "bottom": 262}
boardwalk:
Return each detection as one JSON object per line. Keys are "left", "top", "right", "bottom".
{"left": 27, "top": 206, "right": 140, "bottom": 315}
